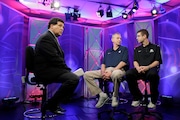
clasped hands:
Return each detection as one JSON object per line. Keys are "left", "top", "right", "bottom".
{"left": 101, "top": 68, "right": 119, "bottom": 81}
{"left": 136, "top": 66, "right": 150, "bottom": 73}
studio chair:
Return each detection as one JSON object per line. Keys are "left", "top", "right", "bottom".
{"left": 97, "top": 77, "right": 130, "bottom": 120}
{"left": 23, "top": 46, "right": 56, "bottom": 120}
{"left": 129, "top": 78, "right": 163, "bottom": 120}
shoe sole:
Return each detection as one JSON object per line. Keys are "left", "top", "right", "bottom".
{"left": 48, "top": 110, "right": 65, "bottom": 114}
{"left": 131, "top": 103, "right": 140, "bottom": 107}
{"left": 96, "top": 97, "right": 109, "bottom": 108}
{"left": 148, "top": 106, "right": 156, "bottom": 109}
{"left": 112, "top": 103, "right": 119, "bottom": 107}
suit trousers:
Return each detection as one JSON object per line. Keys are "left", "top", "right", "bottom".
{"left": 48, "top": 72, "right": 79, "bottom": 107}
{"left": 83, "top": 67, "right": 125, "bottom": 97}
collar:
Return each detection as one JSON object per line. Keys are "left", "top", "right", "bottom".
{"left": 48, "top": 30, "right": 57, "bottom": 39}
{"left": 111, "top": 46, "right": 121, "bottom": 51}
{"left": 141, "top": 42, "right": 152, "bottom": 48}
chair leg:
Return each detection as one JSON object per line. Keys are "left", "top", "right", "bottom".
{"left": 130, "top": 80, "right": 163, "bottom": 120}
{"left": 41, "top": 85, "right": 47, "bottom": 119}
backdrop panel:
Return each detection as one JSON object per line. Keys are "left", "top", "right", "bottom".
{"left": 0, "top": 3, "right": 27, "bottom": 103}
{"left": 83, "top": 27, "right": 104, "bottom": 98}
{"left": 157, "top": 7, "right": 180, "bottom": 103}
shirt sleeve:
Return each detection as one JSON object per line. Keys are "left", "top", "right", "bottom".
{"left": 155, "top": 45, "right": 162, "bottom": 64}
{"left": 102, "top": 50, "right": 107, "bottom": 64}
{"left": 121, "top": 47, "right": 128, "bottom": 64}
{"left": 134, "top": 48, "right": 138, "bottom": 62}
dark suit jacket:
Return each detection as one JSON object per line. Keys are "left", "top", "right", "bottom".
{"left": 34, "top": 31, "right": 71, "bottom": 83}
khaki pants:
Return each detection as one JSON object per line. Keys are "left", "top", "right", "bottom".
{"left": 83, "top": 67, "right": 125, "bottom": 97}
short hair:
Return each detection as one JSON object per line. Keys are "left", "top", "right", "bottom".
{"left": 48, "top": 17, "right": 64, "bottom": 29}
{"left": 137, "top": 29, "right": 149, "bottom": 38}
{"left": 112, "top": 32, "right": 121, "bottom": 37}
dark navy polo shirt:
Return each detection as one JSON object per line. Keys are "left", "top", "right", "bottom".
{"left": 134, "top": 43, "right": 162, "bottom": 66}
{"left": 102, "top": 46, "right": 128, "bottom": 69}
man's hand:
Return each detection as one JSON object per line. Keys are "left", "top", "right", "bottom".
{"left": 140, "top": 66, "right": 149, "bottom": 73}
{"left": 136, "top": 66, "right": 149, "bottom": 73}
{"left": 103, "top": 70, "right": 111, "bottom": 80}
{"left": 136, "top": 66, "right": 142, "bottom": 73}
{"left": 101, "top": 70, "right": 106, "bottom": 80}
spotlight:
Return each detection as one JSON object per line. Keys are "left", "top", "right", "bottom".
{"left": 132, "top": 1, "right": 139, "bottom": 13}
{"left": 96, "top": 5, "right": 104, "bottom": 17}
{"left": 42, "top": 0, "right": 46, "bottom": 6}
{"left": 71, "top": 8, "right": 81, "bottom": 21}
{"left": 151, "top": 6, "right": 158, "bottom": 16}
{"left": 65, "top": 13, "right": 72, "bottom": 21}
{"left": 65, "top": 7, "right": 71, "bottom": 21}
{"left": 159, "top": 5, "right": 166, "bottom": 14}
{"left": 122, "top": 12, "right": 128, "bottom": 19}
{"left": 106, "top": 5, "right": 113, "bottom": 17}
{"left": 51, "top": 0, "right": 60, "bottom": 10}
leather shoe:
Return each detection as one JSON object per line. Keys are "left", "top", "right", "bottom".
{"left": 43, "top": 102, "right": 65, "bottom": 114}
{"left": 49, "top": 107, "right": 65, "bottom": 114}
{"left": 57, "top": 106, "right": 66, "bottom": 112}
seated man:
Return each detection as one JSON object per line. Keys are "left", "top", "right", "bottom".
{"left": 83, "top": 32, "right": 128, "bottom": 108}
{"left": 126, "top": 29, "right": 162, "bottom": 109}
{"left": 34, "top": 17, "right": 80, "bottom": 114}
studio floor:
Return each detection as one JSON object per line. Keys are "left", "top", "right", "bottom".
{"left": 0, "top": 93, "right": 180, "bottom": 120}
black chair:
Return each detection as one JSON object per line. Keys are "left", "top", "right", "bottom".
{"left": 97, "top": 77, "right": 131, "bottom": 120}
{"left": 23, "top": 46, "right": 56, "bottom": 120}
{"left": 129, "top": 78, "right": 163, "bottom": 120}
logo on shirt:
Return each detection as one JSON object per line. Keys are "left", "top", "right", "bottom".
{"left": 150, "top": 49, "right": 154, "bottom": 53}
{"left": 138, "top": 50, "right": 141, "bottom": 52}
{"left": 118, "top": 50, "right": 121, "bottom": 53}
{"left": 108, "top": 52, "right": 111, "bottom": 54}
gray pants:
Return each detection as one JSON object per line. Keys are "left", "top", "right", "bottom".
{"left": 83, "top": 67, "right": 125, "bottom": 97}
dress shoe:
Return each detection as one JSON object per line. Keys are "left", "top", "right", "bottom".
{"left": 49, "top": 107, "right": 65, "bottom": 114}
{"left": 43, "top": 102, "right": 65, "bottom": 114}
{"left": 57, "top": 106, "right": 66, "bottom": 112}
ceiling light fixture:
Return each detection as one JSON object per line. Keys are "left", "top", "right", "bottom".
{"left": 71, "top": 8, "right": 81, "bottom": 21}
{"left": 96, "top": 5, "right": 104, "bottom": 17}
{"left": 51, "top": 0, "right": 60, "bottom": 10}
{"left": 106, "top": 5, "right": 113, "bottom": 17}
{"left": 42, "top": 0, "right": 46, "bottom": 6}
{"left": 159, "top": 5, "right": 166, "bottom": 14}
{"left": 151, "top": 6, "right": 158, "bottom": 16}
{"left": 65, "top": 7, "right": 72, "bottom": 21}
{"left": 132, "top": 0, "right": 139, "bottom": 13}
{"left": 122, "top": 11, "right": 128, "bottom": 19}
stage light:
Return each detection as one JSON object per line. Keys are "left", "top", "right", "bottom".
{"left": 122, "top": 12, "right": 128, "bottom": 19}
{"left": 96, "top": 5, "right": 104, "bottom": 17}
{"left": 65, "top": 13, "right": 71, "bottom": 21}
{"left": 159, "top": 5, "right": 166, "bottom": 14}
{"left": 132, "top": 1, "right": 139, "bottom": 13}
{"left": 71, "top": 8, "right": 81, "bottom": 21}
{"left": 65, "top": 7, "right": 81, "bottom": 21}
{"left": 106, "top": 5, "right": 113, "bottom": 17}
{"left": 65, "top": 7, "right": 72, "bottom": 21}
{"left": 151, "top": 6, "right": 158, "bottom": 16}
{"left": 51, "top": 0, "right": 60, "bottom": 10}
{"left": 42, "top": 0, "right": 46, "bottom": 6}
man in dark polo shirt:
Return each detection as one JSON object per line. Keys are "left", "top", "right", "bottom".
{"left": 126, "top": 29, "right": 162, "bottom": 109}
{"left": 83, "top": 32, "right": 128, "bottom": 108}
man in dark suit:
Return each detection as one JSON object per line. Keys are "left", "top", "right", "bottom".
{"left": 34, "top": 17, "right": 79, "bottom": 114}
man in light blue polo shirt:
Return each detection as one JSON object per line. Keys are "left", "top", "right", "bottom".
{"left": 83, "top": 32, "right": 128, "bottom": 108}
